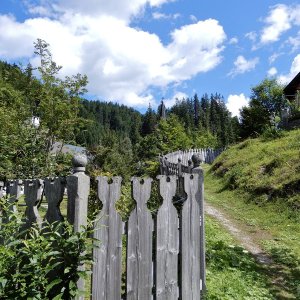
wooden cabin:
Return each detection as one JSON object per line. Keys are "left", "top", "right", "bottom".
{"left": 284, "top": 71, "right": 300, "bottom": 108}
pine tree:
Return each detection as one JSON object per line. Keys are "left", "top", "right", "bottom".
{"left": 141, "top": 104, "right": 158, "bottom": 136}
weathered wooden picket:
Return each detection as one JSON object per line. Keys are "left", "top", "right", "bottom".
{"left": 0, "top": 153, "right": 205, "bottom": 300}
{"left": 163, "top": 148, "right": 223, "bottom": 166}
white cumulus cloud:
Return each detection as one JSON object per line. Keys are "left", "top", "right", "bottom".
{"left": 226, "top": 94, "right": 250, "bottom": 118}
{"left": 259, "top": 4, "right": 300, "bottom": 45}
{"left": 267, "top": 67, "right": 277, "bottom": 77}
{"left": 163, "top": 91, "right": 188, "bottom": 108}
{"left": 152, "top": 12, "right": 180, "bottom": 20}
{"left": 228, "top": 55, "right": 259, "bottom": 77}
{"left": 287, "top": 31, "right": 300, "bottom": 52}
{"left": 245, "top": 31, "right": 257, "bottom": 42}
{"left": 278, "top": 54, "right": 300, "bottom": 84}
{"left": 0, "top": 1, "right": 226, "bottom": 108}
{"left": 229, "top": 37, "right": 238, "bottom": 45}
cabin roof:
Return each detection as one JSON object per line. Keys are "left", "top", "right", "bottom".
{"left": 284, "top": 71, "right": 300, "bottom": 95}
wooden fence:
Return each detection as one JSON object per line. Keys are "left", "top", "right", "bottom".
{"left": 0, "top": 154, "right": 205, "bottom": 299}
{"left": 163, "top": 148, "right": 223, "bottom": 166}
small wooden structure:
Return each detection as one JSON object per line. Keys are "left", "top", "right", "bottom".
{"left": 284, "top": 71, "right": 300, "bottom": 109}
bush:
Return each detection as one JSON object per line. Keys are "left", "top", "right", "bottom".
{"left": 0, "top": 198, "right": 93, "bottom": 299}
{"left": 261, "top": 127, "right": 283, "bottom": 140}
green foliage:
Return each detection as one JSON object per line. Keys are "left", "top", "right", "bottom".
{"left": 136, "top": 114, "right": 193, "bottom": 176}
{"left": 261, "top": 127, "right": 284, "bottom": 140}
{"left": 33, "top": 39, "right": 87, "bottom": 158}
{"left": 156, "top": 114, "right": 192, "bottom": 152}
{"left": 77, "top": 99, "right": 142, "bottom": 147}
{"left": 141, "top": 105, "right": 158, "bottom": 136}
{"left": 211, "top": 128, "right": 300, "bottom": 210}
{"left": 240, "top": 78, "right": 285, "bottom": 138}
{"left": 193, "top": 130, "right": 219, "bottom": 148}
{"left": 0, "top": 40, "right": 88, "bottom": 179}
{"left": 169, "top": 93, "right": 239, "bottom": 147}
{"left": 0, "top": 198, "right": 93, "bottom": 299}
{"left": 88, "top": 135, "right": 134, "bottom": 181}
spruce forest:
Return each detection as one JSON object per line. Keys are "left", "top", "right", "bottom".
{"left": 0, "top": 54, "right": 240, "bottom": 180}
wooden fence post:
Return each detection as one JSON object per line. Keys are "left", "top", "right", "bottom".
{"left": 0, "top": 181, "right": 4, "bottom": 199}
{"left": 181, "top": 172, "right": 202, "bottom": 300}
{"left": 7, "top": 179, "right": 22, "bottom": 213}
{"left": 23, "top": 179, "right": 43, "bottom": 229}
{"left": 0, "top": 181, "right": 3, "bottom": 236}
{"left": 44, "top": 177, "right": 65, "bottom": 224}
{"left": 67, "top": 154, "right": 90, "bottom": 300}
{"left": 156, "top": 175, "right": 179, "bottom": 299}
{"left": 127, "top": 177, "right": 153, "bottom": 300}
{"left": 92, "top": 176, "right": 122, "bottom": 300}
{"left": 192, "top": 154, "right": 206, "bottom": 293}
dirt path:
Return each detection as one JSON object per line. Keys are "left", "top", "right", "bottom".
{"left": 204, "top": 201, "right": 299, "bottom": 299}
{"left": 205, "top": 202, "right": 273, "bottom": 264}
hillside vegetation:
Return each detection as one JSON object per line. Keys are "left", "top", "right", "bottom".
{"left": 211, "top": 129, "right": 300, "bottom": 210}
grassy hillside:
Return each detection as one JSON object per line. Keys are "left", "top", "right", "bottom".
{"left": 205, "top": 129, "right": 300, "bottom": 299}
{"left": 211, "top": 129, "right": 300, "bottom": 210}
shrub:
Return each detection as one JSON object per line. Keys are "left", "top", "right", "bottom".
{"left": 0, "top": 198, "right": 93, "bottom": 299}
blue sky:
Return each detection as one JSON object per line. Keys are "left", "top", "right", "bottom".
{"left": 0, "top": 0, "right": 300, "bottom": 116}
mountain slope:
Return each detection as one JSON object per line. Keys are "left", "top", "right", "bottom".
{"left": 211, "top": 129, "right": 300, "bottom": 209}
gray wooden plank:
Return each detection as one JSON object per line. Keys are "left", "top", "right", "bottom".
{"left": 192, "top": 167, "right": 206, "bottom": 291}
{"left": 92, "top": 176, "right": 122, "bottom": 300}
{"left": 66, "top": 173, "right": 90, "bottom": 232}
{"left": 127, "top": 177, "right": 153, "bottom": 300}
{"left": 44, "top": 178, "right": 65, "bottom": 224}
{"left": 7, "top": 180, "right": 23, "bottom": 213}
{"left": 0, "top": 181, "right": 4, "bottom": 199}
{"left": 66, "top": 159, "right": 90, "bottom": 300}
{"left": 180, "top": 173, "right": 201, "bottom": 300}
{"left": 156, "top": 175, "right": 179, "bottom": 300}
{"left": 23, "top": 179, "right": 43, "bottom": 229}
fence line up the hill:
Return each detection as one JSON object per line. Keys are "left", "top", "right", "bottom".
{"left": 159, "top": 148, "right": 223, "bottom": 176}
{"left": 165, "top": 148, "right": 223, "bottom": 165}
{"left": 0, "top": 154, "right": 206, "bottom": 300}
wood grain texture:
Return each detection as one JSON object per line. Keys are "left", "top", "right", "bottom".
{"left": 23, "top": 179, "right": 43, "bottom": 229}
{"left": 44, "top": 178, "right": 65, "bottom": 224}
{"left": 67, "top": 171, "right": 90, "bottom": 300}
{"left": 0, "top": 181, "right": 4, "bottom": 199}
{"left": 192, "top": 167, "right": 206, "bottom": 291}
{"left": 127, "top": 177, "right": 153, "bottom": 300}
{"left": 181, "top": 173, "right": 201, "bottom": 300}
{"left": 156, "top": 175, "right": 179, "bottom": 300}
{"left": 7, "top": 180, "right": 22, "bottom": 213}
{"left": 92, "top": 176, "right": 122, "bottom": 300}
{"left": 66, "top": 173, "right": 90, "bottom": 232}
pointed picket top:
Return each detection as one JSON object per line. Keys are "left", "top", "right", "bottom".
{"left": 131, "top": 177, "right": 153, "bottom": 205}
{"left": 97, "top": 176, "right": 122, "bottom": 205}
{"left": 44, "top": 177, "right": 65, "bottom": 224}
{"left": 23, "top": 179, "right": 43, "bottom": 228}
{"left": 7, "top": 179, "right": 23, "bottom": 213}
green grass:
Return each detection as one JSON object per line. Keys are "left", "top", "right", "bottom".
{"left": 212, "top": 129, "right": 300, "bottom": 210}
{"left": 204, "top": 148, "right": 300, "bottom": 299}
{"left": 205, "top": 216, "right": 273, "bottom": 300}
